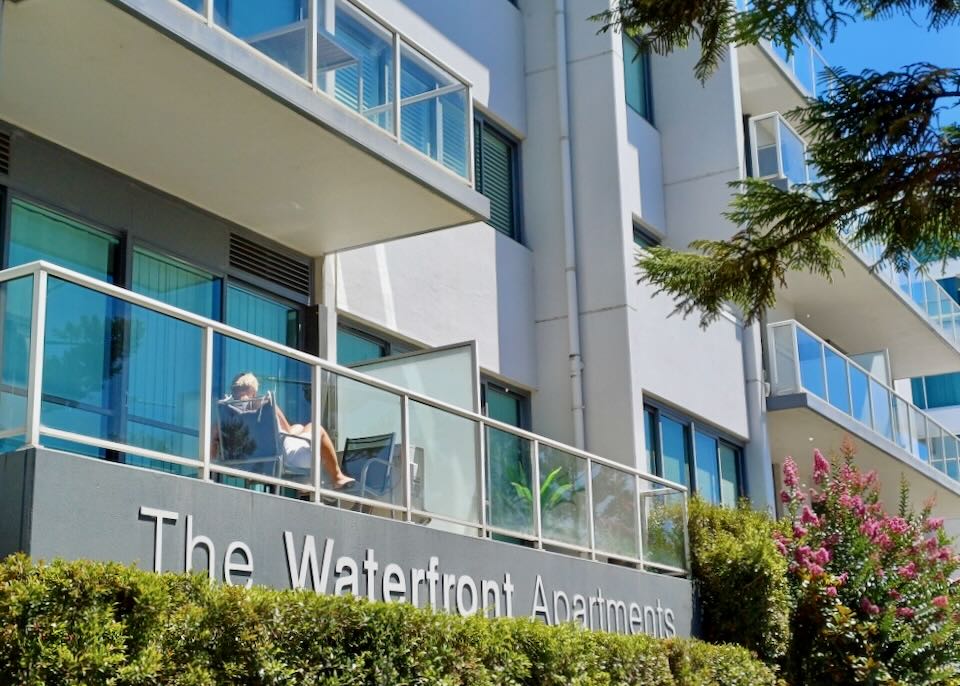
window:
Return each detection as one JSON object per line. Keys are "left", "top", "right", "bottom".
{"left": 643, "top": 404, "right": 743, "bottom": 506}
{"left": 623, "top": 35, "right": 653, "bottom": 124}
{"left": 474, "top": 115, "right": 521, "bottom": 241}
{"left": 336, "top": 323, "right": 416, "bottom": 366}
{"left": 482, "top": 380, "right": 529, "bottom": 429}
{"left": 226, "top": 284, "right": 300, "bottom": 348}
{"left": 132, "top": 247, "right": 222, "bottom": 319}
{"left": 633, "top": 224, "right": 660, "bottom": 249}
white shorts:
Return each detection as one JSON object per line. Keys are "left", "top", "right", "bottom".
{"left": 283, "top": 436, "right": 312, "bottom": 471}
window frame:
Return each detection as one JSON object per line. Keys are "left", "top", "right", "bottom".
{"left": 643, "top": 401, "right": 745, "bottom": 506}
{"left": 481, "top": 378, "right": 530, "bottom": 430}
{"left": 335, "top": 319, "right": 417, "bottom": 366}
{"left": 633, "top": 222, "right": 661, "bottom": 250}
{"left": 474, "top": 112, "right": 523, "bottom": 243}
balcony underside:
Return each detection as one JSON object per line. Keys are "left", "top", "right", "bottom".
{"left": 768, "top": 395, "right": 960, "bottom": 519}
{"left": 776, "top": 249, "right": 959, "bottom": 378}
{"left": 0, "top": 0, "right": 488, "bottom": 256}
{"left": 736, "top": 44, "right": 807, "bottom": 117}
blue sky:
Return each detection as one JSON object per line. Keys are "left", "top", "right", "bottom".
{"left": 821, "top": 11, "right": 958, "bottom": 73}
{"left": 820, "top": 12, "right": 959, "bottom": 126}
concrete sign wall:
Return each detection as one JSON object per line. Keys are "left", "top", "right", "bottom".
{"left": 0, "top": 449, "right": 694, "bottom": 638}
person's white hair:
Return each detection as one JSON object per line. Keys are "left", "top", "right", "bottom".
{"left": 231, "top": 372, "right": 259, "bottom": 398}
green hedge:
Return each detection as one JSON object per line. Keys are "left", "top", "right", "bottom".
{"left": 0, "top": 555, "right": 776, "bottom": 685}
{"left": 687, "top": 497, "right": 792, "bottom": 663}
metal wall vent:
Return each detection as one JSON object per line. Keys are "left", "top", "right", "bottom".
{"left": 229, "top": 233, "right": 311, "bottom": 297}
{"left": 0, "top": 132, "right": 10, "bottom": 176}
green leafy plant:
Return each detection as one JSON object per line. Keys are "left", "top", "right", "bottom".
{"left": 0, "top": 554, "right": 778, "bottom": 685}
{"left": 512, "top": 466, "right": 578, "bottom": 512}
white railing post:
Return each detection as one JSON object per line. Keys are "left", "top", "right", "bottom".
{"left": 401, "top": 394, "right": 412, "bottom": 521}
{"left": 531, "top": 439, "right": 542, "bottom": 548}
{"left": 311, "top": 365, "right": 323, "bottom": 502}
{"left": 24, "top": 269, "right": 48, "bottom": 448}
{"left": 308, "top": 0, "right": 319, "bottom": 90}
{"left": 204, "top": 0, "right": 214, "bottom": 25}
{"left": 790, "top": 322, "right": 802, "bottom": 393}
{"left": 198, "top": 326, "right": 214, "bottom": 481}
{"left": 586, "top": 457, "right": 596, "bottom": 560}
{"left": 466, "top": 87, "right": 476, "bottom": 187}
{"left": 392, "top": 34, "right": 402, "bottom": 139}
{"left": 635, "top": 475, "right": 645, "bottom": 567}
{"left": 478, "top": 419, "right": 487, "bottom": 537}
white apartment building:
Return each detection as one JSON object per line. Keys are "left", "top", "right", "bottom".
{"left": 0, "top": 0, "right": 957, "bottom": 622}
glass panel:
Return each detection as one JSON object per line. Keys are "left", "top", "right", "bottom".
{"left": 41, "top": 278, "right": 202, "bottom": 461}
{"left": 538, "top": 445, "right": 588, "bottom": 547}
{"left": 779, "top": 119, "right": 807, "bottom": 186}
{"left": 796, "top": 329, "right": 826, "bottom": 399}
{"left": 869, "top": 379, "right": 893, "bottom": 440}
{"left": 850, "top": 366, "right": 872, "bottom": 428}
{"left": 891, "top": 396, "right": 911, "bottom": 451}
{"left": 8, "top": 200, "right": 118, "bottom": 281}
{"left": 336, "top": 328, "right": 387, "bottom": 365}
{"left": 770, "top": 324, "right": 799, "bottom": 394}
{"left": 910, "top": 377, "right": 927, "bottom": 409}
{"left": 178, "top": 0, "right": 204, "bottom": 13}
{"left": 486, "top": 386, "right": 521, "bottom": 427}
{"left": 486, "top": 427, "right": 533, "bottom": 536}
{"left": 794, "top": 42, "right": 815, "bottom": 93}
{"left": 132, "top": 249, "right": 221, "bottom": 319}
{"left": 353, "top": 345, "right": 476, "bottom": 412}
{"left": 943, "top": 434, "right": 959, "bottom": 480}
{"left": 694, "top": 431, "right": 720, "bottom": 504}
{"left": 659, "top": 415, "right": 690, "bottom": 488}
{"left": 401, "top": 43, "right": 468, "bottom": 177}
{"left": 591, "top": 463, "right": 639, "bottom": 558}
{"left": 622, "top": 35, "right": 651, "bottom": 121}
{"left": 214, "top": 0, "right": 310, "bottom": 80}
{"left": 478, "top": 123, "right": 518, "bottom": 239}
{"left": 322, "top": 0, "right": 396, "bottom": 133}
{"left": 719, "top": 443, "right": 739, "bottom": 508}
{"left": 928, "top": 421, "right": 945, "bottom": 469}
{"left": 322, "top": 370, "right": 402, "bottom": 504}
{"left": 911, "top": 407, "right": 929, "bottom": 461}
{"left": 824, "top": 348, "right": 850, "bottom": 413}
{"left": 752, "top": 116, "right": 779, "bottom": 178}
{"left": 641, "top": 484, "right": 686, "bottom": 570}
{"left": 214, "top": 333, "right": 313, "bottom": 484}
{"left": 409, "top": 400, "right": 480, "bottom": 527}
{"left": 226, "top": 284, "right": 299, "bottom": 347}
{"left": 0, "top": 277, "right": 33, "bottom": 437}
{"left": 917, "top": 372, "right": 960, "bottom": 409}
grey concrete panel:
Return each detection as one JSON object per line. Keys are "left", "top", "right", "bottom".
{"left": 12, "top": 448, "right": 694, "bottom": 638}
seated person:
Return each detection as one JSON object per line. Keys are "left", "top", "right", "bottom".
{"left": 227, "top": 372, "right": 354, "bottom": 489}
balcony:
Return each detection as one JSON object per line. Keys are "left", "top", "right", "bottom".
{"left": 0, "top": 261, "right": 689, "bottom": 576}
{"left": 0, "top": 0, "right": 488, "bottom": 255}
{"left": 766, "top": 320, "right": 960, "bottom": 518}
{"left": 745, "top": 115, "right": 960, "bottom": 376}
{"left": 735, "top": 2, "right": 830, "bottom": 114}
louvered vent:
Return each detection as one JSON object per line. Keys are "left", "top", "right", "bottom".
{"left": 229, "top": 234, "right": 310, "bottom": 297}
{"left": 0, "top": 132, "right": 10, "bottom": 176}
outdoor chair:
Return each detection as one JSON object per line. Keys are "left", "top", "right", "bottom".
{"left": 341, "top": 432, "right": 397, "bottom": 501}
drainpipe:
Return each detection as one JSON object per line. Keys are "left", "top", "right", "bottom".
{"left": 743, "top": 317, "right": 776, "bottom": 512}
{"left": 554, "top": 0, "right": 586, "bottom": 449}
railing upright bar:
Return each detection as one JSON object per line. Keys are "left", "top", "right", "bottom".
{"left": 467, "top": 88, "right": 476, "bottom": 187}
{"left": 204, "top": 0, "right": 214, "bottom": 25}
{"left": 789, "top": 322, "right": 802, "bottom": 394}
{"left": 308, "top": 0, "right": 319, "bottom": 90}
{"left": 478, "top": 420, "right": 487, "bottom": 537}
{"left": 531, "top": 439, "right": 543, "bottom": 549}
{"left": 311, "top": 365, "right": 323, "bottom": 503}
{"left": 401, "top": 394, "right": 412, "bottom": 521}
{"left": 586, "top": 457, "right": 596, "bottom": 560}
{"left": 392, "top": 33, "right": 402, "bottom": 139}
{"left": 24, "top": 270, "right": 48, "bottom": 448}
{"left": 198, "top": 327, "right": 214, "bottom": 482}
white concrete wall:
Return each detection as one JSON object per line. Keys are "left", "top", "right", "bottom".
{"left": 336, "top": 224, "right": 536, "bottom": 388}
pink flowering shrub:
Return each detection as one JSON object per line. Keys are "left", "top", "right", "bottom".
{"left": 778, "top": 439, "right": 960, "bottom": 684}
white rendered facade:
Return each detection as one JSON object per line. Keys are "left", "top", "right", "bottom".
{"left": 1, "top": 0, "right": 959, "bottom": 549}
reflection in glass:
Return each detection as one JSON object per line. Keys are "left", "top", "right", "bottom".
{"left": 797, "top": 329, "right": 826, "bottom": 399}
{"left": 214, "top": 0, "right": 310, "bottom": 80}
{"left": 642, "top": 488, "right": 686, "bottom": 570}
{"left": 659, "top": 415, "right": 690, "bottom": 488}
{"left": 694, "top": 431, "right": 720, "bottom": 504}
{"left": 538, "top": 445, "right": 588, "bottom": 547}
{"left": 870, "top": 379, "right": 893, "bottom": 440}
{"left": 850, "top": 367, "right": 872, "bottom": 429}
{"left": 486, "top": 427, "right": 533, "bottom": 536}
{"left": 0, "top": 277, "right": 33, "bottom": 438}
{"left": 719, "top": 444, "right": 739, "bottom": 507}
{"left": 591, "top": 463, "right": 639, "bottom": 558}
{"left": 824, "top": 348, "right": 850, "bottom": 413}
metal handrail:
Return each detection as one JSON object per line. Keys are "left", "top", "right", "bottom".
{"left": 768, "top": 319, "right": 960, "bottom": 476}
{"left": 1, "top": 261, "right": 688, "bottom": 573}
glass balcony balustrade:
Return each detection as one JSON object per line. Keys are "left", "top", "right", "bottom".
{"left": 736, "top": 0, "right": 830, "bottom": 98}
{"left": 749, "top": 112, "right": 814, "bottom": 188}
{"left": 767, "top": 320, "right": 960, "bottom": 480}
{"left": 0, "top": 261, "right": 688, "bottom": 576}
{"left": 174, "top": 0, "right": 472, "bottom": 181}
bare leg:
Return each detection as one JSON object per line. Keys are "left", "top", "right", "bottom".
{"left": 320, "top": 427, "right": 354, "bottom": 488}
